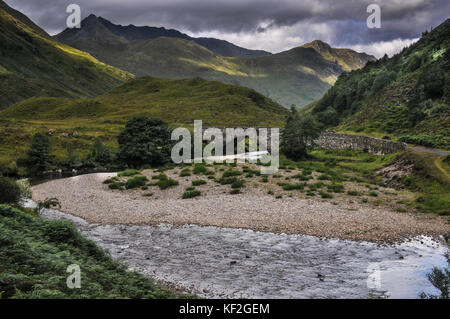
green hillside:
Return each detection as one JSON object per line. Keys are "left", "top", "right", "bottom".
{"left": 0, "top": 77, "right": 289, "bottom": 163}
{"left": 55, "top": 15, "right": 375, "bottom": 108}
{"left": 311, "top": 19, "right": 450, "bottom": 150}
{"left": 0, "top": 1, "right": 133, "bottom": 110}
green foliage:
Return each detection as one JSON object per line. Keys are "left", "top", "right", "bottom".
{"left": 118, "top": 169, "right": 141, "bottom": 177}
{"left": 222, "top": 169, "right": 243, "bottom": 177}
{"left": 108, "top": 182, "right": 125, "bottom": 190}
{"left": 218, "top": 176, "right": 238, "bottom": 185}
{"left": 231, "top": 179, "right": 245, "bottom": 189}
{"left": 0, "top": 205, "right": 177, "bottom": 299}
{"left": 35, "top": 198, "right": 61, "bottom": 214}
{"left": 327, "top": 183, "right": 345, "bottom": 193}
{"left": 154, "top": 174, "right": 179, "bottom": 190}
{"left": 319, "top": 191, "right": 333, "bottom": 199}
{"left": 117, "top": 117, "right": 171, "bottom": 168}
{"left": 87, "top": 138, "right": 111, "bottom": 166}
{"left": 277, "top": 182, "right": 305, "bottom": 191}
{"left": 230, "top": 189, "right": 240, "bottom": 195}
{"left": 125, "top": 175, "right": 148, "bottom": 189}
{"left": 21, "top": 133, "right": 53, "bottom": 176}
{"left": 281, "top": 108, "right": 322, "bottom": 161}
{"left": 310, "top": 20, "right": 450, "bottom": 149}
{"left": 192, "top": 180, "right": 207, "bottom": 186}
{"left": 420, "top": 252, "right": 449, "bottom": 299}
{"left": 0, "top": 177, "right": 22, "bottom": 205}
{"left": 182, "top": 190, "right": 201, "bottom": 199}
{"left": 180, "top": 168, "right": 191, "bottom": 177}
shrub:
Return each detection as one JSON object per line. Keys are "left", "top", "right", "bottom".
{"left": 117, "top": 117, "right": 171, "bottom": 168}
{"left": 369, "top": 191, "right": 378, "bottom": 197}
{"left": 222, "top": 169, "right": 243, "bottom": 177}
{"left": 87, "top": 138, "right": 111, "bottom": 166}
{"left": 319, "top": 191, "right": 333, "bottom": 199}
{"left": 143, "top": 193, "right": 154, "bottom": 197}
{"left": 231, "top": 179, "right": 245, "bottom": 189}
{"left": 180, "top": 169, "right": 191, "bottom": 177}
{"left": 193, "top": 164, "right": 208, "bottom": 175}
{"left": 268, "top": 190, "right": 274, "bottom": 195}
{"left": 182, "top": 190, "right": 201, "bottom": 199}
{"left": 347, "top": 191, "right": 361, "bottom": 196}
{"left": 318, "top": 174, "right": 331, "bottom": 181}
{"left": 0, "top": 177, "right": 22, "bottom": 205}
{"left": 192, "top": 180, "right": 207, "bottom": 186}
{"left": 156, "top": 176, "right": 179, "bottom": 190}
{"left": 186, "top": 187, "right": 195, "bottom": 191}
{"left": 327, "top": 183, "right": 345, "bottom": 193}
{"left": 277, "top": 182, "right": 305, "bottom": 191}
{"left": 22, "top": 133, "right": 53, "bottom": 176}
{"left": 118, "top": 169, "right": 141, "bottom": 177}
{"left": 109, "top": 182, "right": 125, "bottom": 190}
{"left": 218, "top": 176, "right": 238, "bottom": 185}
{"left": 261, "top": 176, "right": 269, "bottom": 183}
{"left": 230, "top": 189, "right": 240, "bottom": 195}
{"left": 103, "top": 177, "right": 119, "bottom": 184}
{"left": 125, "top": 175, "right": 148, "bottom": 189}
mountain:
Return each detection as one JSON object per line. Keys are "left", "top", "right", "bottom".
{"left": 0, "top": 2, "right": 132, "bottom": 110}
{"left": 55, "top": 14, "right": 271, "bottom": 59}
{"left": 310, "top": 19, "right": 450, "bottom": 150}
{"left": 55, "top": 15, "right": 375, "bottom": 108}
{"left": 0, "top": 77, "right": 289, "bottom": 162}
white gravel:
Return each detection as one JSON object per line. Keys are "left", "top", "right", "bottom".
{"left": 31, "top": 172, "right": 450, "bottom": 243}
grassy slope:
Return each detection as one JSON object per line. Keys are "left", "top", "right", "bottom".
{"left": 0, "top": 77, "right": 289, "bottom": 163}
{"left": 0, "top": 205, "right": 182, "bottom": 299}
{"left": 54, "top": 16, "right": 374, "bottom": 108}
{"left": 311, "top": 19, "right": 450, "bottom": 149}
{"left": 0, "top": 2, "right": 132, "bottom": 110}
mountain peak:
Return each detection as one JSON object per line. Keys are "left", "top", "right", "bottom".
{"left": 301, "top": 40, "right": 332, "bottom": 52}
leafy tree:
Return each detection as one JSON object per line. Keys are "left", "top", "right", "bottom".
{"left": 116, "top": 117, "right": 171, "bottom": 168}
{"left": 281, "top": 108, "right": 322, "bottom": 161}
{"left": 87, "top": 138, "right": 111, "bottom": 166}
{"left": 0, "top": 177, "right": 22, "bottom": 204}
{"left": 22, "top": 133, "right": 53, "bottom": 176}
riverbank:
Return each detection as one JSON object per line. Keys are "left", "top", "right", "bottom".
{"left": 31, "top": 172, "right": 450, "bottom": 243}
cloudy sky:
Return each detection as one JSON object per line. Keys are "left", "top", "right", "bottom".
{"left": 4, "top": 0, "right": 449, "bottom": 57}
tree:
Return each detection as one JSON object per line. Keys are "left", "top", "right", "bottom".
{"left": 420, "top": 252, "right": 449, "bottom": 299}
{"left": 87, "top": 138, "right": 111, "bottom": 166}
{"left": 22, "top": 133, "right": 53, "bottom": 176}
{"left": 281, "top": 108, "right": 322, "bottom": 161}
{"left": 116, "top": 117, "right": 171, "bottom": 168}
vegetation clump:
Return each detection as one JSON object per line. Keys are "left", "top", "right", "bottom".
{"left": 125, "top": 175, "right": 148, "bottom": 189}
{"left": 0, "top": 177, "right": 22, "bottom": 205}
{"left": 182, "top": 190, "right": 201, "bottom": 199}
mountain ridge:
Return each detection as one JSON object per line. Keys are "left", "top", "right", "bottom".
{"left": 55, "top": 15, "right": 375, "bottom": 107}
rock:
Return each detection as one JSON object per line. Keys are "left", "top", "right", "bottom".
{"left": 61, "top": 132, "right": 69, "bottom": 138}
{"left": 47, "top": 129, "right": 55, "bottom": 136}
{"left": 72, "top": 131, "right": 80, "bottom": 137}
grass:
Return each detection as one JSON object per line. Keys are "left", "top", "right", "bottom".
{"left": 182, "top": 190, "right": 201, "bottom": 199}
{"left": 192, "top": 180, "right": 207, "bottom": 186}
{"left": 125, "top": 175, "right": 148, "bottom": 189}
{"left": 0, "top": 76, "right": 288, "bottom": 165}
{"left": 118, "top": 169, "right": 141, "bottom": 177}
{"left": 0, "top": 205, "right": 181, "bottom": 299}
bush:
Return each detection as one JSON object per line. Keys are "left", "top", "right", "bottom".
{"left": 182, "top": 190, "right": 201, "bottom": 199}
{"left": 117, "top": 117, "right": 171, "bottom": 168}
{"left": 103, "top": 177, "right": 119, "bottom": 184}
{"left": 193, "top": 164, "right": 208, "bottom": 175}
{"left": 109, "top": 182, "right": 125, "bottom": 190}
{"left": 281, "top": 108, "right": 322, "bottom": 161}
{"left": 218, "top": 176, "right": 238, "bottom": 185}
{"left": 319, "top": 191, "right": 333, "bottom": 199}
{"left": 0, "top": 177, "right": 22, "bottom": 205}
{"left": 118, "top": 169, "right": 141, "bottom": 177}
{"left": 180, "top": 168, "right": 191, "bottom": 177}
{"left": 231, "top": 179, "right": 245, "bottom": 189}
{"left": 125, "top": 175, "right": 148, "bottom": 189}
{"left": 22, "top": 133, "right": 53, "bottom": 176}
{"left": 192, "top": 180, "right": 207, "bottom": 186}
{"left": 230, "top": 189, "right": 240, "bottom": 195}
{"left": 87, "top": 138, "right": 111, "bottom": 166}
{"left": 156, "top": 176, "right": 179, "bottom": 190}
{"left": 327, "top": 183, "right": 345, "bottom": 193}
{"left": 222, "top": 169, "right": 243, "bottom": 177}
{"left": 277, "top": 182, "right": 305, "bottom": 191}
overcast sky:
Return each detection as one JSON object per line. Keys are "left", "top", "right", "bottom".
{"left": 4, "top": 0, "right": 449, "bottom": 57}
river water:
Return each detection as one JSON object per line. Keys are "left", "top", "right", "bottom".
{"left": 24, "top": 200, "right": 448, "bottom": 299}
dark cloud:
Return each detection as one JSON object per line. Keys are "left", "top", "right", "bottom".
{"left": 3, "top": 0, "right": 449, "bottom": 56}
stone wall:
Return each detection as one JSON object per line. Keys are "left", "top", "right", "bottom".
{"left": 202, "top": 128, "right": 407, "bottom": 155}
{"left": 313, "top": 131, "right": 407, "bottom": 155}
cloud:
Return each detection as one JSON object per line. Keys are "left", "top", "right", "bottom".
{"left": 3, "top": 0, "right": 448, "bottom": 56}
